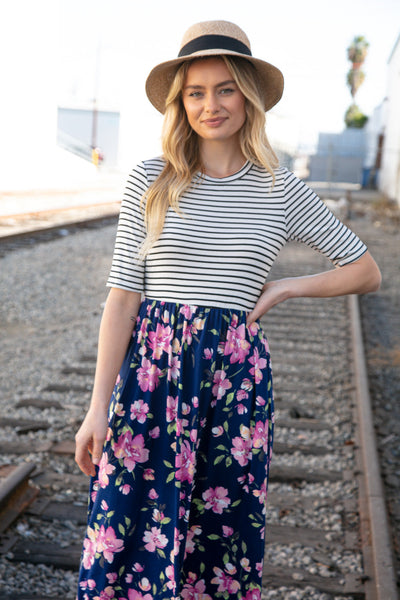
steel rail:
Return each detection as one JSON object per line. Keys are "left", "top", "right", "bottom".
{"left": 349, "top": 294, "right": 399, "bottom": 600}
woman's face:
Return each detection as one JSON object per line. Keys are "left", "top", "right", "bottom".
{"left": 182, "top": 57, "right": 246, "bottom": 144}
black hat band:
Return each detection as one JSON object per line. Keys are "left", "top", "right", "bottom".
{"left": 178, "top": 34, "right": 252, "bottom": 58}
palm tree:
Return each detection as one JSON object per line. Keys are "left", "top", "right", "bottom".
{"left": 345, "top": 36, "right": 369, "bottom": 128}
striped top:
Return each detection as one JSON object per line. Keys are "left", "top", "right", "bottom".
{"left": 107, "top": 157, "right": 367, "bottom": 311}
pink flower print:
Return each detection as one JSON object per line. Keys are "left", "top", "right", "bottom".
{"left": 247, "top": 321, "right": 260, "bottom": 337}
{"left": 182, "top": 321, "right": 193, "bottom": 345}
{"left": 96, "top": 525, "right": 124, "bottom": 563}
{"left": 148, "top": 323, "right": 172, "bottom": 359}
{"left": 137, "top": 358, "right": 162, "bottom": 392}
{"left": 173, "top": 526, "right": 184, "bottom": 556}
{"left": 240, "top": 557, "right": 252, "bottom": 572}
{"left": 236, "top": 403, "right": 248, "bottom": 414}
{"left": 253, "top": 479, "right": 268, "bottom": 507}
{"left": 203, "top": 348, "right": 213, "bottom": 360}
{"left": 253, "top": 420, "right": 269, "bottom": 452}
{"left": 142, "top": 526, "right": 168, "bottom": 552}
{"left": 128, "top": 591, "right": 153, "bottom": 600}
{"left": 143, "top": 468, "right": 155, "bottom": 480}
{"left": 212, "top": 370, "right": 232, "bottom": 400}
{"left": 222, "top": 525, "right": 234, "bottom": 537}
{"left": 166, "top": 395, "right": 178, "bottom": 422}
{"left": 130, "top": 399, "right": 149, "bottom": 423}
{"left": 106, "top": 573, "right": 118, "bottom": 584}
{"left": 137, "top": 317, "right": 150, "bottom": 343}
{"left": 162, "top": 309, "right": 170, "bottom": 324}
{"left": 212, "top": 425, "right": 224, "bottom": 437}
{"left": 192, "top": 316, "right": 206, "bottom": 332}
{"left": 96, "top": 586, "right": 116, "bottom": 599}
{"left": 245, "top": 588, "right": 261, "bottom": 600}
{"left": 101, "top": 500, "right": 109, "bottom": 511}
{"left": 133, "top": 562, "right": 145, "bottom": 572}
{"left": 231, "top": 435, "right": 252, "bottom": 467}
{"left": 165, "top": 564, "right": 176, "bottom": 592}
{"left": 97, "top": 453, "right": 115, "bottom": 489}
{"left": 192, "top": 396, "right": 199, "bottom": 408}
{"left": 172, "top": 337, "right": 181, "bottom": 353}
{"left": 202, "top": 486, "right": 231, "bottom": 514}
{"left": 152, "top": 508, "right": 165, "bottom": 522}
{"left": 211, "top": 567, "right": 240, "bottom": 594}
{"left": 148, "top": 488, "right": 158, "bottom": 499}
{"left": 176, "top": 417, "right": 188, "bottom": 437}
{"left": 224, "top": 323, "right": 251, "bottom": 363}
{"left": 248, "top": 348, "right": 267, "bottom": 384}
{"left": 114, "top": 401, "right": 125, "bottom": 416}
{"left": 236, "top": 389, "right": 248, "bottom": 402}
{"left": 119, "top": 484, "right": 132, "bottom": 495}
{"left": 149, "top": 426, "right": 160, "bottom": 439}
{"left": 231, "top": 313, "right": 239, "bottom": 327}
{"left": 175, "top": 439, "right": 196, "bottom": 483}
{"left": 185, "top": 525, "right": 202, "bottom": 555}
{"left": 125, "top": 573, "right": 133, "bottom": 583}
{"left": 261, "top": 335, "right": 270, "bottom": 353}
{"left": 241, "top": 378, "right": 253, "bottom": 392}
{"left": 168, "top": 355, "right": 181, "bottom": 382}
{"left": 139, "top": 577, "right": 151, "bottom": 591}
{"left": 256, "top": 561, "right": 263, "bottom": 576}
{"left": 180, "top": 304, "right": 196, "bottom": 319}
{"left": 182, "top": 576, "right": 212, "bottom": 600}
{"left": 113, "top": 431, "right": 149, "bottom": 472}
{"left": 256, "top": 395, "right": 266, "bottom": 406}
{"left": 82, "top": 526, "right": 97, "bottom": 569}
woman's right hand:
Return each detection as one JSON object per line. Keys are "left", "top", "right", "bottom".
{"left": 75, "top": 406, "right": 109, "bottom": 476}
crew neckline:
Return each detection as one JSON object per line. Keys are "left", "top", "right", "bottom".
{"left": 199, "top": 160, "right": 252, "bottom": 182}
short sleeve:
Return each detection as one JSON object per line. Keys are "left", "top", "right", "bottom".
{"left": 284, "top": 170, "right": 367, "bottom": 266}
{"left": 106, "top": 163, "right": 148, "bottom": 292}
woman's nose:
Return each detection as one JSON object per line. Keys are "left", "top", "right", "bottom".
{"left": 204, "top": 92, "right": 220, "bottom": 113}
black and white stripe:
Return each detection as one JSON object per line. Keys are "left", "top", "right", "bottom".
{"left": 107, "top": 158, "right": 367, "bottom": 311}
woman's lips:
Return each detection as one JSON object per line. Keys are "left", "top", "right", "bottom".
{"left": 202, "top": 117, "right": 227, "bottom": 127}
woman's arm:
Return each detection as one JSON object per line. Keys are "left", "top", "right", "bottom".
{"left": 247, "top": 250, "right": 381, "bottom": 325}
{"left": 75, "top": 287, "right": 142, "bottom": 476}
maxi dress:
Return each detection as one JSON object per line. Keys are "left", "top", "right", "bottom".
{"left": 77, "top": 159, "right": 367, "bottom": 600}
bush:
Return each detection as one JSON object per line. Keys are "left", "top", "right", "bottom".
{"left": 345, "top": 104, "right": 368, "bottom": 128}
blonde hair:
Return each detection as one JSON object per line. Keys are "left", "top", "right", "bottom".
{"left": 139, "top": 55, "right": 279, "bottom": 257}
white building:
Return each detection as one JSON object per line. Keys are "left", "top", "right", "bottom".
{"left": 380, "top": 34, "right": 400, "bottom": 205}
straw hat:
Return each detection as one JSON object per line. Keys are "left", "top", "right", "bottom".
{"left": 145, "top": 20, "right": 284, "bottom": 114}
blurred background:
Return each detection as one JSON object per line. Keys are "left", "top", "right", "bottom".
{"left": 0, "top": 0, "right": 399, "bottom": 210}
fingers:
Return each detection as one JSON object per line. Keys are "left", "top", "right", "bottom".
{"left": 75, "top": 433, "right": 105, "bottom": 477}
{"left": 75, "top": 443, "right": 97, "bottom": 477}
{"left": 246, "top": 309, "right": 257, "bottom": 326}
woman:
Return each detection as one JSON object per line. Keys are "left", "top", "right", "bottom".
{"left": 75, "top": 20, "right": 381, "bottom": 600}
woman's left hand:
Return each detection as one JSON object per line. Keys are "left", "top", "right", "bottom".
{"left": 246, "top": 251, "right": 381, "bottom": 326}
{"left": 247, "top": 279, "right": 289, "bottom": 325}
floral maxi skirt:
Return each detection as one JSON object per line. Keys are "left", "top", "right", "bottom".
{"left": 77, "top": 298, "right": 274, "bottom": 600}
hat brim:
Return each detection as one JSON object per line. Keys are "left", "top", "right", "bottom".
{"left": 145, "top": 50, "right": 284, "bottom": 114}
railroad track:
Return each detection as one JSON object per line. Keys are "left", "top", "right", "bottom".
{"left": 0, "top": 227, "right": 397, "bottom": 599}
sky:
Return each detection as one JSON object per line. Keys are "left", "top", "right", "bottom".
{"left": 0, "top": 0, "right": 399, "bottom": 187}
{"left": 56, "top": 0, "right": 400, "bottom": 160}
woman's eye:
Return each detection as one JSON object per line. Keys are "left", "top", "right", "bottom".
{"left": 189, "top": 91, "right": 202, "bottom": 98}
{"left": 220, "top": 88, "right": 235, "bottom": 95}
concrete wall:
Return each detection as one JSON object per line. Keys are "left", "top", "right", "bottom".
{"left": 308, "top": 129, "right": 366, "bottom": 184}
{"left": 379, "top": 35, "right": 400, "bottom": 205}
